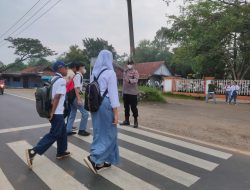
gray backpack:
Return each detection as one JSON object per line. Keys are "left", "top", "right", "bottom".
{"left": 35, "top": 76, "right": 61, "bottom": 118}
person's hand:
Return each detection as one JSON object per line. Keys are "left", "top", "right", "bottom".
{"left": 113, "top": 111, "right": 119, "bottom": 126}
{"left": 77, "top": 99, "right": 83, "bottom": 106}
{"left": 49, "top": 112, "right": 54, "bottom": 121}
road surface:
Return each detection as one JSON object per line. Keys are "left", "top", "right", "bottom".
{"left": 0, "top": 93, "right": 250, "bottom": 190}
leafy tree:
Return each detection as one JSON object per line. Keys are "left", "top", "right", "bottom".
{"left": 27, "top": 58, "right": 51, "bottom": 67}
{"left": 5, "top": 37, "right": 56, "bottom": 62}
{"left": 61, "top": 45, "right": 90, "bottom": 78}
{"left": 5, "top": 59, "right": 27, "bottom": 72}
{"left": 133, "top": 39, "right": 173, "bottom": 73}
{"left": 83, "top": 38, "right": 117, "bottom": 59}
{"left": 161, "top": 0, "right": 250, "bottom": 79}
{"left": 1, "top": 37, "right": 56, "bottom": 72}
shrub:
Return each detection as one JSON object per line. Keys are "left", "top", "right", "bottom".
{"left": 138, "top": 86, "right": 166, "bottom": 102}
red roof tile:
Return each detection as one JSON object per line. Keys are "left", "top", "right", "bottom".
{"left": 21, "top": 65, "right": 54, "bottom": 76}
{"left": 114, "top": 61, "right": 166, "bottom": 79}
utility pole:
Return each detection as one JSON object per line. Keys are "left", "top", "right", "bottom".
{"left": 127, "top": 0, "right": 135, "bottom": 57}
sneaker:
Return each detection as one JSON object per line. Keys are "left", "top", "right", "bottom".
{"left": 84, "top": 156, "right": 97, "bottom": 174}
{"left": 78, "top": 130, "right": 90, "bottom": 136}
{"left": 72, "top": 126, "right": 77, "bottom": 131}
{"left": 96, "top": 162, "right": 112, "bottom": 172}
{"left": 67, "top": 132, "right": 77, "bottom": 136}
{"left": 25, "top": 149, "right": 36, "bottom": 169}
{"left": 120, "top": 120, "right": 130, "bottom": 126}
{"left": 56, "top": 151, "right": 71, "bottom": 159}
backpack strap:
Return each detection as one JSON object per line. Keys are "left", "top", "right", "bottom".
{"left": 96, "top": 69, "right": 109, "bottom": 99}
{"left": 49, "top": 75, "right": 62, "bottom": 100}
{"left": 95, "top": 68, "right": 108, "bottom": 81}
{"left": 74, "top": 73, "right": 83, "bottom": 83}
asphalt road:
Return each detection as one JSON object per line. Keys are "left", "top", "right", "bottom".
{"left": 0, "top": 93, "right": 250, "bottom": 190}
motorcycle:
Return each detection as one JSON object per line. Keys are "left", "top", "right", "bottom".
{"left": 0, "top": 80, "right": 5, "bottom": 95}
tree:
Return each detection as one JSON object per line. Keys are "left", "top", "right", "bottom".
{"left": 133, "top": 39, "right": 173, "bottom": 69}
{"left": 61, "top": 45, "right": 90, "bottom": 78}
{"left": 1, "top": 37, "right": 56, "bottom": 73}
{"left": 5, "top": 59, "right": 27, "bottom": 72}
{"left": 161, "top": 0, "right": 250, "bottom": 79}
{"left": 83, "top": 38, "right": 117, "bottom": 59}
{"left": 27, "top": 58, "right": 51, "bottom": 67}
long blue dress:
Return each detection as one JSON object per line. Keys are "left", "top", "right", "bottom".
{"left": 90, "top": 97, "right": 120, "bottom": 165}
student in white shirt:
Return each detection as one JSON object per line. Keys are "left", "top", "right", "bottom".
{"left": 224, "top": 82, "right": 231, "bottom": 103}
{"left": 26, "top": 61, "right": 70, "bottom": 169}
{"left": 84, "top": 50, "right": 120, "bottom": 174}
{"left": 229, "top": 81, "right": 240, "bottom": 105}
{"left": 66, "top": 62, "right": 90, "bottom": 136}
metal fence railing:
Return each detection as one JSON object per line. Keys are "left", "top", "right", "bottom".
{"left": 175, "top": 79, "right": 205, "bottom": 93}
{"left": 215, "top": 80, "right": 250, "bottom": 96}
{"left": 174, "top": 79, "right": 250, "bottom": 96}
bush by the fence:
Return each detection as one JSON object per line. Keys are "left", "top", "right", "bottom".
{"left": 118, "top": 86, "right": 166, "bottom": 103}
{"left": 138, "top": 86, "right": 166, "bottom": 102}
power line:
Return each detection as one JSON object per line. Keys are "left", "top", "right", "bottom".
{"left": 0, "top": 0, "right": 63, "bottom": 49}
{"left": 1, "top": 0, "right": 53, "bottom": 41}
{"left": 0, "top": 0, "right": 42, "bottom": 39}
{"left": 14, "top": 0, "right": 63, "bottom": 37}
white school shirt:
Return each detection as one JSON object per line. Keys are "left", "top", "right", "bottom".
{"left": 224, "top": 85, "right": 231, "bottom": 92}
{"left": 230, "top": 85, "right": 240, "bottom": 95}
{"left": 73, "top": 72, "right": 83, "bottom": 91}
{"left": 51, "top": 73, "right": 66, "bottom": 115}
{"left": 96, "top": 70, "right": 120, "bottom": 108}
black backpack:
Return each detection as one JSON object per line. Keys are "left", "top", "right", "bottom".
{"left": 84, "top": 69, "right": 108, "bottom": 112}
{"left": 35, "top": 75, "right": 61, "bottom": 118}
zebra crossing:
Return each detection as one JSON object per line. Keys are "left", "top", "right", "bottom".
{"left": 1, "top": 123, "right": 233, "bottom": 190}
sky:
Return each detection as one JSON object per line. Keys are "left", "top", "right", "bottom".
{"left": 0, "top": 0, "right": 182, "bottom": 64}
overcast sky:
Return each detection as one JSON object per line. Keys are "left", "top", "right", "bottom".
{"left": 0, "top": 0, "right": 182, "bottom": 64}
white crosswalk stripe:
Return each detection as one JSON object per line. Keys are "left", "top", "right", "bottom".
{"left": 7, "top": 141, "right": 88, "bottom": 190}
{"left": 3, "top": 126, "right": 234, "bottom": 189}
{"left": 118, "top": 125, "right": 232, "bottom": 159}
{"left": 0, "top": 168, "right": 14, "bottom": 190}
{"left": 51, "top": 141, "right": 160, "bottom": 190}
{"left": 118, "top": 133, "right": 219, "bottom": 171}
{"left": 75, "top": 135, "right": 200, "bottom": 187}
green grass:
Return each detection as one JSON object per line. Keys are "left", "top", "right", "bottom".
{"left": 138, "top": 86, "right": 166, "bottom": 103}
{"left": 163, "top": 92, "right": 205, "bottom": 100}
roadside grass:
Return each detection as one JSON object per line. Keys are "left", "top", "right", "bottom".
{"left": 138, "top": 86, "right": 166, "bottom": 103}
{"left": 163, "top": 92, "right": 205, "bottom": 101}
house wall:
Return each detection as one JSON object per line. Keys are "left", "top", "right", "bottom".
{"left": 28, "top": 76, "right": 43, "bottom": 88}
{"left": 154, "top": 64, "right": 172, "bottom": 76}
{"left": 4, "top": 76, "right": 43, "bottom": 88}
{"left": 5, "top": 77, "right": 23, "bottom": 88}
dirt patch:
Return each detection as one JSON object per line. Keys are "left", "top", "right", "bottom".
{"left": 119, "top": 97, "right": 250, "bottom": 152}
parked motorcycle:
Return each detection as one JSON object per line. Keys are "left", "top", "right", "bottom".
{"left": 0, "top": 80, "right": 5, "bottom": 95}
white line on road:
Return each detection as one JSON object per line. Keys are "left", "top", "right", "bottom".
{"left": 7, "top": 140, "right": 88, "bottom": 190}
{"left": 119, "top": 125, "right": 232, "bottom": 159}
{"left": 0, "top": 168, "right": 14, "bottom": 190}
{"left": 51, "top": 141, "right": 160, "bottom": 190}
{"left": 4, "top": 91, "right": 245, "bottom": 155}
{"left": 0, "top": 119, "right": 86, "bottom": 134}
{"left": 118, "top": 133, "right": 219, "bottom": 171}
{"left": 75, "top": 135, "right": 200, "bottom": 187}
{"left": 5, "top": 92, "right": 35, "bottom": 101}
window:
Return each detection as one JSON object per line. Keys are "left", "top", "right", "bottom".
{"left": 13, "top": 77, "right": 20, "bottom": 82}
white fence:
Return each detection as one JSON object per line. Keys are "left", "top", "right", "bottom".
{"left": 214, "top": 80, "right": 250, "bottom": 96}
{"left": 174, "top": 79, "right": 250, "bottom": 96}
{"left": 175, "top": 79, "right": 205, "bottom": 93}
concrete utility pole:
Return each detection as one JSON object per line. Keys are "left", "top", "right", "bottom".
{"left": 127, "top": 0, "right": 135, "bottom": 57}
